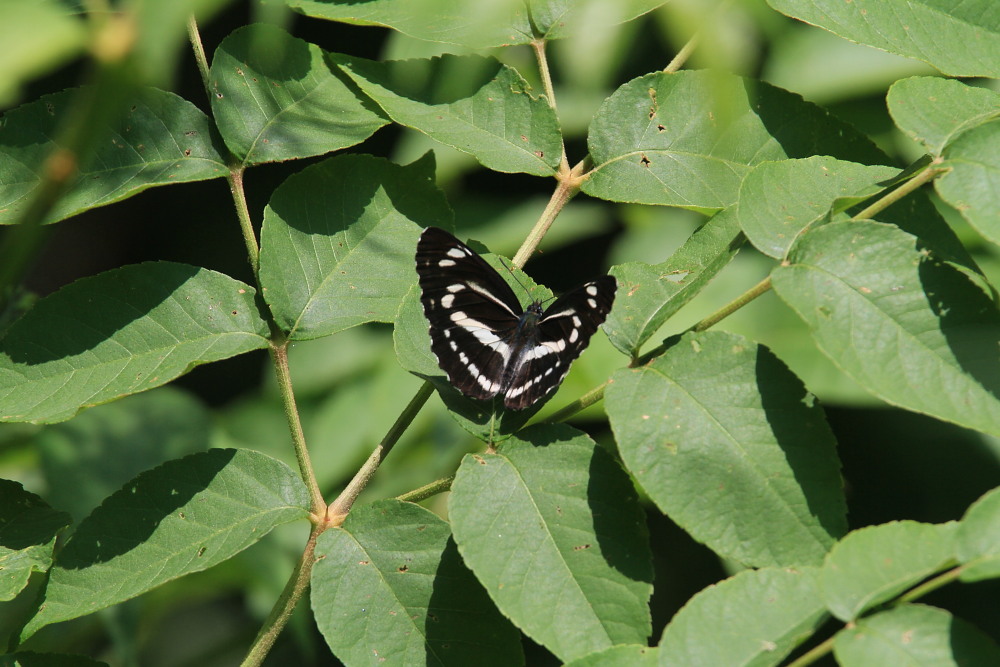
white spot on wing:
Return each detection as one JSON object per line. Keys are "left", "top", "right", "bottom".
{"left": 441, "top": 294, "right": 455, "bottom": 308}
{"left": 586, "top": 284, "right": 598, "bottom": 296}
{"left": 587, "top": 298, "right": 597, "bottom": 308}
{"left": 447, "top": 247, "right": 467, "bottom": 259}
{"left": 569, "top": 328, "right": 579, "bottom": 343}
{"left": 447, "top": 284, "right": 465, "bottom": 293}
{"left": 438, "top": 258, "right": 456, "bottom": 267}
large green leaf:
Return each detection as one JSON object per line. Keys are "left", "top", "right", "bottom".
{"left": 333, "top": 53, "right": 561, "bottom": 175}
{"left": 0, "top": 88, "right": 227, "bottom": 225}
{"left": 771, "top": 221, "right": 1000, "bottom": 437}
{"left": 0, "top": 262, "right": 269, "bottom": 423}
{"left": 258, "top": 153, "right": 451, "bottom": 339}
{"left": 658, "top": 568, "right": 827, "bottom": 667}
{"left": 767, "top": 0, "right": 1000, "bottom": 78}
{"left": 21, "top": 448, "right": 310, "bottom": 640}
{"left": 833, "top": 604, "right": 1000, "bottom": 666}
{"left": 956, "top": 487, "right": 1000, "bottom": 582}
{"left": 312, "top": 500, "right": 522, "bottom": 666}
{"left": 288, "top": 0, "right": 664, "bottom": 49}
{"left": 0, "top": 480, "right": 71, "bottom": 601}
{"left": 937, "top": 120, "right": 1000, "bottom": 246}
{"left": 0, "top": 0, "right": 85, "bottom": 107}
{"left": 820, "top": 521, "right": 957, "bottom": 622}
{"left": 583, "top": 70, "right": 888, "bottom": 211}
{"left": 210, "top": 24, "right": 387, "bottom": 165}
{"left": 606, "top": 331, "right": 847, "bottom": 567}
{"left": 448, "top": 425, "right": 653, "bottom": 662}
{"left": 604, "top": 208, "right": 743, "bottom": 356}
{"left": 887, "top": 77, "right": 1000, "bottom": 156}
{"left": 736, "top": 157, "right": 898, "bottom": 258}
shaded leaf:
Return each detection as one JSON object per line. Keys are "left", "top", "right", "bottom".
{"left": 0, "top": 262, "right": 269, "bottom": 423}
{"left": 583, "top": 70, "right": 888, "bottom": 211}
{"left": 210, "top": 24, "right": 387, "bottom": 165}
{"left": 333, "top": 53, "right": 561, "bottom": 175}
{"left": 607, "top": 331, "right": 846, "bottom": 567}
{"left": 658, "top": 568, "right": 827, "bottom": 667}
{"left": 258, "top": 153, "right": 451, "bottom": 339}
{"left": 833, "top": 604, "right": 1000, "bottom": 666}
{"left": 0, "top": 88, "right": 227, "bottom": 225}
{"left": 312, "top": 499, "right": 522, "bottom": 666}
{"left": 22, "top": 449, "right": 310, "bottom": 639}
{"left": 36, "top": 387, "right": 210, "bottom": 522}
{"left": 449, "top": 425, "right": 653, "bottom": 662}
{"left": 605, "top": 208, "right": 743, "bottom": 356}
{"left": 0, "top": 481, "right": 71, "bottom": 601}
{"left": 887, "top": 77, "right": 1000, "bottom": 155}
{"left": 820, "top": 521, "right": 957, "bottom": 622}
{"left": 771, "top": 221, "right": 1000, "bottom": 437}
{"left": 766, "top": 0, "right": 1000, "bottom": 78}
{"left": 0, "top": 652, "right": 108, "bottom": 667}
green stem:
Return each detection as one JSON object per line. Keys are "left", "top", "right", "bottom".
{"left": 512, "top": 162, "right": 586, "bottom": 269}
{"left": 396, "top": 475, "right": 455, "bottom": 504}
{"left": 270, "top": 339, "right": 326, "bottom": 516}
{"left": 241, "top": 524, "right": 322, "bottom": 667}
{"left": 897, "top": 565, "right": 962, "bottom": 604}
{"left": 328, "top": 382, "right": 436, "bottom": 521}
{"left": 852, "top": 162, "right": 945, "bottom": 221}
{"left": 542, "top": 379, "right": 611, "bottom": 424}
{"left": 785, "top": 634, "right": 836, "bottom": 667}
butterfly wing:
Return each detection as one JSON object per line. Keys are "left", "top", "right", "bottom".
{"left": 501, "top": 276, "right": 617, "bottom": 410}
{"left": 415, "top": 227, "right": 525, "bottom": 401}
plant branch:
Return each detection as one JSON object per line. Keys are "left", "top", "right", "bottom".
{"left": 852, "top": 161, "right": 945, "bottom": 221}
{"left": 512, "top": 161, "right": 587, "bottom": 268}
{"left": 785, "top": 634, "right": 836, "bottom": 667}
{"left": 270, "top": 339, "right": 326, "bottom": 515}
{"left": 186, "top": 16, "right": 212, "bottom": 94}
{"left": 664, "top": 32, "right": 699, "bottom": 73}
{"left": 396, "top": 475, "right": 455, "bottom": 504}
{"left": 241, "top": 524, "right": 322, "bottom": 667}
{"left": 897, "top": 565, "right": 962, "bottom": 604}
{"left": 327, "top": 381, "right": 436, "bottom": 523}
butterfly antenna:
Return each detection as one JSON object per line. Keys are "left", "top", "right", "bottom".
{"left": 497, "top": 254, "right": 534, "bottom": 300}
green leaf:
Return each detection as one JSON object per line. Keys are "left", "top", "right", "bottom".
{"left": 766, "top": 0, "right": 1000, "bottom": 78}
{"left": 333, "top": 53, "right": 561, "bottom": 175}
{"left": 21, "top": 448, "right": 310, "bottom": 640}
{"left": 887, "top": 77, "right": 1000, "bottom": 155}
{"left": 393, "top": 245, "right": 553, "bottom": 440}
{"left": 658, "top": 568, "right": 827, "bottom": 667}
{"left": 771, "top": 221, "right": 1000, "bottom": 437}
{"left": 564, "top": 646, "right": 658, "bottom": 667}
{"left": 0, "top": 0, "right": 86, "bottom": 107}
{"left": 605, "top": 208, "right": 743, "bottom": 356}
{"left": 258, "top": 153, "right": 451, "bottom": 339}
{"left": 0, "top": 88, "right": 227, "bottom": 225}
{"left": 606, "top": 331, "right": 846, "bottom": 567}
{"left": 311, "top": 499, "right": 522, "bottom": 666}
{"left": 288, "top": 0, "right": 664, "bottom": 49}
{"left": 448, "top": 425, "right": 653, "bottom": 662}
{"left": 833, "top": 604, "right": 1000, "bottom": 666}
{"left": 36, "top": 387, "right": 210, "bottom": 522}
{"left": 937, "top": 120, "right": 1000, "bottom": 246}
{"left": 820, "top": 521, "right": 957, "bottom": 622}
{"left": 736, "top": 157, "right": 898, "bottom": 258}
{"left": 0, "top": 480, "right": 71, "bottom": 601}
{"left": 0, "top": 262, "right": 269, "bottom": 423}
{"left": 583, "top": 70, "right": 888, "bottom": 211}
{"left": 956, "top": 486, "right": 1000, "bottom": 582}
{"left": 210, "top": 24, "right": 387, "bottom": 165}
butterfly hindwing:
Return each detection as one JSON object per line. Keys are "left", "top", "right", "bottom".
{"left": 415, "top": 227, "right": 616, "bottom": 410}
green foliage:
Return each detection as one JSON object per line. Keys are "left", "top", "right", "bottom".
{"left": 1, "top": 0, "right": 999, "bottom": 665}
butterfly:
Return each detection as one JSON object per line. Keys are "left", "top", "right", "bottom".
{"left": 415, "top": 227, "right": 616, "bottom": 410}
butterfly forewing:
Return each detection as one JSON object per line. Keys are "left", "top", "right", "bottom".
{"left": 416, "top": 227, "right": 616, "bottom": 410}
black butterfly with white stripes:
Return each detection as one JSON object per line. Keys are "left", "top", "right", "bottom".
{"left": 416, "top": 227, "right": 616, "bottom": 410}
